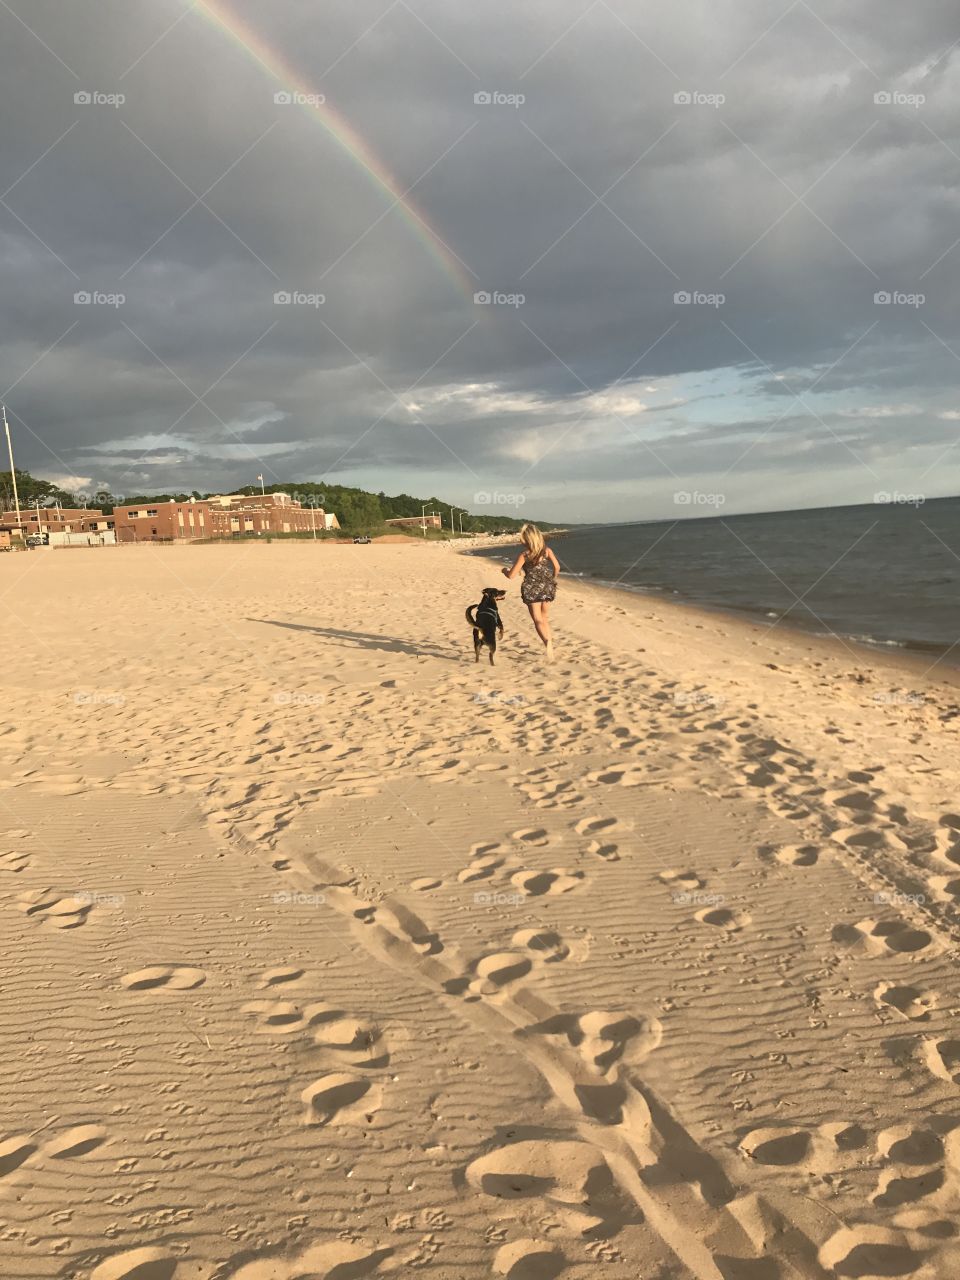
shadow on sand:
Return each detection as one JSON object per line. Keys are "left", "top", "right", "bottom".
{"left": 252, "top": 618, "right": 462, "bottom": 663}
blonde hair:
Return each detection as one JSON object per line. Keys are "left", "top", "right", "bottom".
{"left": 520, "top": 522, "right": 546, "bottom": 564}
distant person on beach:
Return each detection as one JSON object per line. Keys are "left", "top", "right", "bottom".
{"left": 503, "top": 523, "right": 560, "bottom": 658}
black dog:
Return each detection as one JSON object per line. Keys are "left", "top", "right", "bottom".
{"left": 466, "top": 587, "right": 506, "bottom": 664}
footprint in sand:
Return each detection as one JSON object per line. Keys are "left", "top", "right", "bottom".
{"left": 410, "top": 876, "right": 443, "bottom": 891}
{"left": 242, "top": 999, "right": 309, "bottom": 1034}
{"left": 301, "top": 1073, "right": 383, "bottom": 1127}
{"left": 832, "top": 918, "right": 933, "bottom": 957}
{"left": 658, "top": 868, "right": 704, "bottom": 891}
{"left": 826, "top": 788, "right": 878, "bottom": 816}
{"left": 1, "top": 1125, "right": 109, "bottom": 1180}
{"left": 585, "top": 764, "right": 647, "bottom": 788}
{"left": 120, "top": 966, "right": 206, "bottom": 992}
{"left": 740, "top": 1127, "right": 812, "bottom": 1166}
{"left": 819, "top": 1229, "right": 923, "bottom": 1279}
{"left": 586, "top": 839, "right": 620, "bottom": 862}
{"left": 244, "top": 1001, "right": 389, "bottom": 1066}
{"left": 695, "top": 905, "right": 750, "bottom": 930}
{"left": 458, "top": 855, "right": 505, "bottom": 884}
{"left": 928, "top": 875, "right": 960, "bottom": 904}
{"left": 511, "top": 827, "right": 552, "bottom": 847}
{"left": 835, "top": 826, "right": 887, "bottom": 850}
{"left": 877, "top": 1125, "right": 943, "bottom": 1165}
{"left": 465, "top": 1139, "right": 626, "bottom": 1237}
{"left": 922, "top": 1037, "right": 960, "bottom": 1085}
{"left": 872, "top": 1167, "right": 944, "bottom": 1208}
{"left": 442, "top": 949, "right": 535, "bottom": 1000}
{"left": 874, "top": 982, "right": 938, "bottom": 1021}
{"left": 256, "top": 965, "right": 304, "bottom": 989}
{"left": 510, "top": 868, "right": 586, "bottom": 898}
{"left": 16, "top": 888, "right": 93, "bottom": 930}
{"left": 417, "top": 755, "right": 468, "bottom": 782}
{"left": 0, "top": 1135, "right": 37, "bottom": 1178}
{"left": 472, "top": 953, "right": 533, "bottom": 994}
{"left": 42, "top": 1124, "right": 109, "bottom": 1159}
{"left": 353, "top": 901, "right": 443, "bottom": 956}
{"left": 514, "top": 775, "right": 584, "bottom": 810}
{"left": 493, "top": 1239, "right": 564, "bottom": 1280}
{"left": 512, "top": 927, "right": 585, "bottom": 964}
{"left": 774, "top": 844, "right": 820, "bottom": 866}
{"left": 529, "top": 1009, "right": 662, "bottom": 1073}
{"left": 574, "top": 816, "right": 622, "bottom": 838}
{"left": 90, "top": 1249, "right": 183, "bottom": 1280}
{"left": 313, "top": 1016, "right": 386, "bottom": 1064}
{"left": 577, "top": 1010, "right": 663, "bottom": 1070}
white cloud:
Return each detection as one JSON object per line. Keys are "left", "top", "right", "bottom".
{"left": 34, "top": 472, "right": 92, "bottom": 492}
{"left": 837, "top": 404, "right": 923, "bottom": 419}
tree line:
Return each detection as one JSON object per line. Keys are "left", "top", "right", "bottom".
{"left": 0, "top": 471, "right": 558, "bottom": 534}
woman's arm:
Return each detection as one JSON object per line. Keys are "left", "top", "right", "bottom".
{"left": 503, "top": 552, "right": 525, "bottom": 580}
{"left": 547, "top": 548, "right": 561, "bottom": 576}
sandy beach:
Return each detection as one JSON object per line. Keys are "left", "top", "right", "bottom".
{"left": 2, "top": 541, "right": 959, "bottom": 1280}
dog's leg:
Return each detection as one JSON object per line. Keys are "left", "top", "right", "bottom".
{"left": 488, "top": 633, "right": 496, "bottom": 666}
{"left": 473, "top": 629, "right": 481, "bottom": 662}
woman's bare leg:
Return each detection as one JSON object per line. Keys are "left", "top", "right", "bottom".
{"left": 541, "top": 603, "right": 554, "bottom": 657}
{"left": 527, "top": 602, "right": 553, "bottom": 651}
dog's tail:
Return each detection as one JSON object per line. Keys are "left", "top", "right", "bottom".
{"left": 465, "top": 605, "right": 479, "bottom": 627}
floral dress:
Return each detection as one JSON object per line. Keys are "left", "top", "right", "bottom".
{"left": 521, "top": 554, "right": 556, "bottom": 603}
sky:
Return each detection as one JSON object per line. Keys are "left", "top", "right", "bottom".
{"left": 0, "top": 0, "right": 959, "bottom": 523}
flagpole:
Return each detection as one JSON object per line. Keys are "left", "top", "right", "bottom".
{"left": 2, "top": 405, "right": 23, "bottom": 539}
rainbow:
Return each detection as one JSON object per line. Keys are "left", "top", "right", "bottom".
{"left": 192, "top": 0, "right": 475, "bottom": 295}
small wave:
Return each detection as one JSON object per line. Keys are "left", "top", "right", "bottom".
{"left": 816, "top": 631, "right": 906, "bottom": 650}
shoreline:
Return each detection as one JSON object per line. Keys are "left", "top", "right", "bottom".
{"left": 459, "top": 539, "right": 960, "bottom": 679}
{"left": 566, "top": 572, "right": 960, "bottom": 693}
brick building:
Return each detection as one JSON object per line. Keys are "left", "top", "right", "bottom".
{"left": 385, "top": 515, "right": 442, "bottom": 530}
{"left": 0, "top": 507, "right": 112, "bottom": 539}
{"left": 112, "top": 493, "right": 339, "bottom": 543}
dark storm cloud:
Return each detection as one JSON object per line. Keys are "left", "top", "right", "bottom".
{"left": 1, "top": 0, "right": 959, "bottom": 517}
